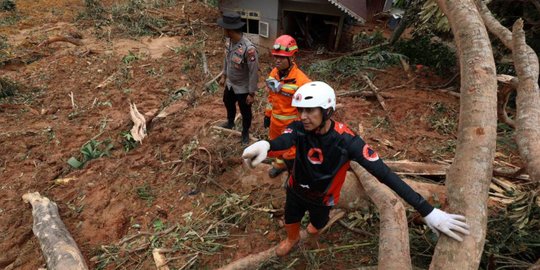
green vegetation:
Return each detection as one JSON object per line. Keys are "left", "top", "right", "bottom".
{"left": 0, "top": 77, "right": 18, "bottom": 98}
{"left": 67, "top": 139, "right": 114, "bottom": 169}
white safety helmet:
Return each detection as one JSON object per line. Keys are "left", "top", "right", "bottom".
{"left": 291, "top": 81, "right": 336, "bottom": 110}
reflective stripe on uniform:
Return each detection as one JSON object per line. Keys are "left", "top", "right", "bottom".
{"left": 272, "top": 113, "right": 298, "bottom": 121}
{"left": 282, "top": 84, "right": 298, "bottom": 90}
{"left": 266, "top": 104, "right": 273, "bottom": 110}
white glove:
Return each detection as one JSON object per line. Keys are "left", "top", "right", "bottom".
{"left": 242, "top": 141, "right": 270, "bottom": 168}
{"left": 424, "top": 208, "right": 470, "bottom": 242}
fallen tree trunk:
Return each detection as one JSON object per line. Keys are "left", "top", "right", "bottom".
{"left": 512, "top": 20, "right": 540, "bottom": 183}
{"left": 217, "top": 210, "right": 345, "bottom": 270}
{"left": 477, "top": 1, "right": 540, "bottom": 183}
{"left": 431, "top": 0, "right": 498, "bottom": 268}
{"left": 22, "top": 192, "right": 88, "bottom": 270}
{"left": 350, "top": 162, "right": 412, "bottom": 270}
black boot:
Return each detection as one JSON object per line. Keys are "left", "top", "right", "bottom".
{"left": 220, "top": 120, "right": 235, "bottom": 129}
{"left": 241, "top": 131, "right": 249, "bottom": 145}
{"left": 268, "top": 167, "right": 286, "bottom": 178}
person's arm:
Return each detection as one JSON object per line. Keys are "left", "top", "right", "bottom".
{"left": 246, "top": 46, "right": 259, "bottom": 95}
{"left": 268, "top": 124, "right": 297, "bottom": 154}
{"left": 348, "top": 136, "right": 433, "bottom": 216}
{"left": 242, "top": 123, "right": 299, "bottom": 167}
{"left": 348, "top": 135, "right": 470, "bottom": 241}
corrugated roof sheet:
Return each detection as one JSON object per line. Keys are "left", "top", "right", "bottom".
{"left": 327, "top": 0, "right": 367, "bottom": 21}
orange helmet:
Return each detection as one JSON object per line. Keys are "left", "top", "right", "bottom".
{"left": 271, "top": 35, "right": 298, "bottom": 57}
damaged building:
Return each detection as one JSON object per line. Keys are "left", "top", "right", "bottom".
{"left": 218, "top": 0, "right": 393, "bottom": 51}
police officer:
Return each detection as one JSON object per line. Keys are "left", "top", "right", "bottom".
{"left": 217, "top": 12, "right": 259, "bottom": 144}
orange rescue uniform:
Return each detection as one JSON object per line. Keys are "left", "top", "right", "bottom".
{"left": 265, "top": 63, "right": 311, "bottom": 160}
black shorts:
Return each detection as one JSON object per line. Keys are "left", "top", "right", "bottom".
{"left": 284, "top": 188, "right": 332, "bottom": 229}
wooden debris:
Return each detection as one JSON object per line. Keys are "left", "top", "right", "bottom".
{"left": 130, "top": 102, "right": 147, "bottom": 143}
{"left": 361, "top": 74, "right": 388, "bottom": 112}
{"left": 95, "top": 72, "right": 118, "bottom": 89}
{"left": 38, "top": 35, "right": 83, "bottom": 47}
{"left": 205, "top": 70, "right": 223, "bottom": 89}
{"left": 152, "top": 248, "right": 170, "bottom": 270}
{"left": 22, "top": 192, "right": 88, "bottom": 270}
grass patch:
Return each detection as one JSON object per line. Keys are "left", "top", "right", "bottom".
{"left": 0, "top": 0, "right": 15, "bottom": 12}
{"left": 135, "top": 182, "right": 155, "bottom": 206}
{"left": 428, "top": 102, "right": 457, "bottom": 135}
{"left": 0, "top": 77, "right": 18, "bottom": 98}
{"left": 121, "top": 131, "right": 138, "bottom": 152}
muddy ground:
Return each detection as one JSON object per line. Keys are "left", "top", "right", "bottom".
{"left": 0, "top": 1, "right": 527, "bottom": 269}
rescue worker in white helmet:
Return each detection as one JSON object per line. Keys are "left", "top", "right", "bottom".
{"left": 242, "top": 81, "right": 470, "bottom": 256}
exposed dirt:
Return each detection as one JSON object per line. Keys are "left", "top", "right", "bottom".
{"left": 0, "top": 1, "right": 523, "bottom": 270}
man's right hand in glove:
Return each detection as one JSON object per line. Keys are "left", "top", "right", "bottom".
{"left": 424, "top": 208, "right": 470, "bottom": 241}
{"left": 242, "top": 141, "right": 270, "bottom": 168}
{"left": 264, "top": 116, "right": 271, "bottom": 128}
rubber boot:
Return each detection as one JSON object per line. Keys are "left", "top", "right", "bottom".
{"left": 276, "top": 223, "right": 301, "bottom": 256}
{"left": 307, "top": 223, "right": 319, "bottom": 236}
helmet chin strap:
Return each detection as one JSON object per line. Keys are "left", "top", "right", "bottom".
{"left": 314, "top": 108, "right": 334, "bottom": 134}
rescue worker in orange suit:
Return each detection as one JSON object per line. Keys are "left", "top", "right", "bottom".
{"left": 217, "top": 12, "right": 259, "bottom": 144}
{"left": 265, "top": 35, "right": 311, "bottom": 178}
{"left": 242, "top": 81, "right": 471, "bottom": 256}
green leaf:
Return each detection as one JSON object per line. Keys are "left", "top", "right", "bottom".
{"left": 67, "top": 157, "right": 83, "bottom": 168}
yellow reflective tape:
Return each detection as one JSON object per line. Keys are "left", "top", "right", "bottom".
{"left": 282, "top": 84, "right": 298, "bottom": 90}
{"left": 266, "top": 104, "right": 273, "bottom": 109}
{"left": 272, "top": 113, "right": 298, "bottom": 121}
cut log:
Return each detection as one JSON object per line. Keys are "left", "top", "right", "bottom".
{"left": 350, "top": 161, "right": 412, "bottom": 270}
{"left": 22, "top": 192, "right": 88, "bottom": 270}
{"left": 217, "top": 210, "right": 345, "bottom": 270}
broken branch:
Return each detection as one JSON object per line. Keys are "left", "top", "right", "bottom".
{"left": 361, "top": 74, "right": 388, "bottom": 112}
{"left": 350, "top": 161, "right": 412, "bottom": 270}
{"left": 22, "top": 192, "right": 88, "bottom": 270}
{"left": 38, "top": 35, "right": 83, "bottom": 47}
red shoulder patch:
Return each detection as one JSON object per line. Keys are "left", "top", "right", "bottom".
{"left": 333, "top": 121, "right": 355, "bottom": 136}
{"left": 362, "top": 144, "right": 379, "bottom": 162}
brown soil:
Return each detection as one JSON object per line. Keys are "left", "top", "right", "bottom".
{"left": 0, "top": 1, "right": 521, "bottom": 270}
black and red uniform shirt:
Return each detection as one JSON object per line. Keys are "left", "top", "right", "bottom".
{"left": 268, "top": 120, "right": 434, "bottom": 217}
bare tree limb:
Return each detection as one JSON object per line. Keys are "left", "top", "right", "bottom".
{"left": 512, "top": 19, "right": 540, "bottom": 183}
{"left": 22, "top": 192, "right": 88, "bottom": 270}
{"left": 350, "top": 162, "right": 412, "bottom": 270}
{"left": 361, "top": 74, "right": 388, "bottom": 112}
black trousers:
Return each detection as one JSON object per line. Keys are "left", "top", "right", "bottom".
{"left": 223, "top": 86, "right": 252, "bottom": 134}
{"left": 284, "top": 188, "right": 332, "bottom": 229}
